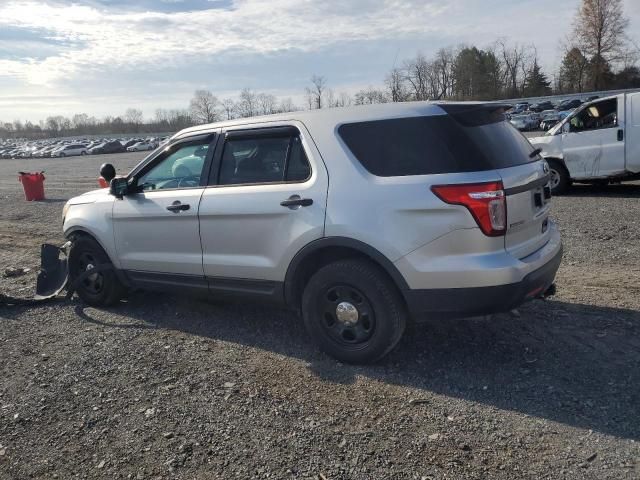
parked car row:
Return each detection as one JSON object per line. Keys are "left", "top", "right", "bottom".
{"left": 0, "top": 136, "right": 170, "bottom": 159}
{"left": 506, "top": 96, "right": 600, "bottom": 132}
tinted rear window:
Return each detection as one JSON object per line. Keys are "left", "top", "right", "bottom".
{"left": 338, "top": 114, "right": 536, "bottom": 177}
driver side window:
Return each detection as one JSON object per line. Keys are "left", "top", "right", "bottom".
{"left": 137, "top": 140, "right": 211, "bottom": 191}
{"left": 570, "top": 98, "right": 618, "bottom": 132}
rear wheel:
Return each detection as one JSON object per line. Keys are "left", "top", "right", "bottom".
{"left": 548, "top": 159, "right": 570, "bottom": 195}
{"left": 301, "top": 259, "right": 407, "bottom": 364}
{"left": 69, "top": 236, "right": 125, "bottom": 307}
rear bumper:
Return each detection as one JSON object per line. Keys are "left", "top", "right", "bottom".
{"left": 404, "top": 243, "right": 562, "bottom": 318}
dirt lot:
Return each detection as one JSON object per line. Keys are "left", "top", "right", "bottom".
{"left": 1, "top": 152, "right": 639, "bottom": 479}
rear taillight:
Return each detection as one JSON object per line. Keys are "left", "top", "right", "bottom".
{"left": 431, "top": 181, "right": 506, "bottom": 236}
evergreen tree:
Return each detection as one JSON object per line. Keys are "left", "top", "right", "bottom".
{"left": 524, "top": 60, "right": 552, "bottom": 97}
{"left": 559, "top": 48, "right": 589, "bottom": 93}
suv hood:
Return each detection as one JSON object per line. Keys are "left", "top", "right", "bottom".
{"left": 68, "top": 188, "right": 111, "bottom": 205}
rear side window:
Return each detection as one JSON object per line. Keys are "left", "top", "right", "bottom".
{"left": 338, "top": 114, "right": 536, "bottom": 177}
{"left": 218, "top": 131, "right": 311, "bottom": 186}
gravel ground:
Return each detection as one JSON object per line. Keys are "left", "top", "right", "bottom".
{"left": 1, "top": 152, "right": 639, "bottom": 479}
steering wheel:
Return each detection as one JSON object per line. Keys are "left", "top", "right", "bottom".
{"left": 177, "top": 175, "right": 200, "bottom": 188}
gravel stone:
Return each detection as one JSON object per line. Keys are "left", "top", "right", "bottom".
{"left": 1, "top": 152, "right": 639, "bottom": 479}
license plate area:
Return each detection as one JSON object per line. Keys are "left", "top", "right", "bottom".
{"left": 533, "top": 184, "right": 552, "bottom": 209}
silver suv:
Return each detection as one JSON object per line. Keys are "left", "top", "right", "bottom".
{"left": 62, "top": 102, "right": 562, "bottom": 363}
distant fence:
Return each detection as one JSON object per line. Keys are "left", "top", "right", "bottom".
{"left": 48, "top": 132, "right": 175, "bottom": 142}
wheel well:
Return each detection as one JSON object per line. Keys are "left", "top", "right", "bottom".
{"left": 286, "top": 244, "right": 407, "bottom": 311}
{"left": 546, "top": 157, "right": 568, "bottom": 173}
{"left": 65, "top": 229, "right": 130, "bottom": 287}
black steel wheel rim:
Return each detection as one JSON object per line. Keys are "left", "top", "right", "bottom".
{"left": 76, "top": 252, "right": 104, "bottom": 294}
{"left": 319, "top": 284, "right": 376, "bottom": 346}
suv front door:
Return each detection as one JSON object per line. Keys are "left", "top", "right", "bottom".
{"left": 112, "top": 133, "right": 217, "bottom": 283}
{"left": 198, "top": 124, "right": 328, "bottom": 294}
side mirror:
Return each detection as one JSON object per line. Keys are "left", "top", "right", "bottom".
{"left": 99, "top": 163, "right": 116, "bottom": 183}
{"left": 562, "top": 122, "right": 571, "bottom": 134}
{"left": 109, "top": 177, "right": 129, "bottom": 199}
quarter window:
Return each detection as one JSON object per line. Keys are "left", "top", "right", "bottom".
{"left": 218, "top": 131, "right": 311, "bottom": 185}
{"left": 338, "top": 115, "right": 536, "bottom": 177}
{"left": 137, "top": 140, "right": 211, "bottom": 191}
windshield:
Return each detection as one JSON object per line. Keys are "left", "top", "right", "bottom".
{"left": 547, "top": 105, "right": 582, "bottom": 136}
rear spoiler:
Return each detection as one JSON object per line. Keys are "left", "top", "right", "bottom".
{"left": 438, "top": 103, "right": 513, "bottom": 127}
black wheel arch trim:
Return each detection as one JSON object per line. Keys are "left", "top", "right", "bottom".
{"left": 284, "top": 237, "right": 410, "bottom": 308}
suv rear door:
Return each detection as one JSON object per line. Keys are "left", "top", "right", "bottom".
{"left": 198, "top": 123, "right": 328, "bottom": 294}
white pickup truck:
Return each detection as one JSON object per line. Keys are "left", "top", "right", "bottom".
{"left": 530, "top": 92, "right": 640, "bottom": 193}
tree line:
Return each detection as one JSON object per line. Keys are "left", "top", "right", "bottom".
{"left": 2, "top": 0, "right": 638, "bottom": 140}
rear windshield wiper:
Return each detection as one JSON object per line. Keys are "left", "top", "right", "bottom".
{"left": 529, "top": 148, "right": 542, "bottom": 159}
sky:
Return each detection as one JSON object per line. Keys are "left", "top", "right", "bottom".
{"left": 0, "top": 0, "right": 639, "bottom": 122}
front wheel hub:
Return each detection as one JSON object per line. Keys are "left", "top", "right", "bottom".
{"left": 336, "top": 302, "right": 359, "bottom": 326}
{"left": 77, "top": 252, "right": 103, "bottom": 294}
{"left": 321, "top": 286, "right": 376, "bottom": 345}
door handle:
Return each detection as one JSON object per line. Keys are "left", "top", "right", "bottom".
{"left": 617, "top": 129, "right": 624, "bottom": 141}
{"left": 280, "top": 195, "right": 313, "bottom": 208}
{"left": 166, "top": 201, "right": 190, "bottom": 213}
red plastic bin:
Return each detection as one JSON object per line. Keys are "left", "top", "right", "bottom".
{"left": 18, "top": 171, "right": 46, "bottom": 201}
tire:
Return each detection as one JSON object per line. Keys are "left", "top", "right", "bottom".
{"left": 60, "top": 152, "right": 66, "bottom": 157}
{"left": 301, "top": 259, "right": 407, "bottom": 364}
{"left": 547, "top": 159, "right": 570, "bottom": 195}
{"left": 81, "top": 151, "right": 86, "bottom": 156}
{"left": 68, "top": 236, "right": 125, "bottom": 307}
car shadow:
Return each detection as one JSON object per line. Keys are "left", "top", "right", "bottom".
{"left": 72, "top": 292, "right": 640, "bottom": 441}
{"left": 562, "top": 183, "right": 640, "bottom": 199}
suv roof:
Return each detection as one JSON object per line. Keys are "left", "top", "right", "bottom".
{"left": 173, "top": 101, "right": 509, "bottom": 140}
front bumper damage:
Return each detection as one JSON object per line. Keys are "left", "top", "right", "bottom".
{"left": 34, "top": 242, "right": 70, "bottom": 300}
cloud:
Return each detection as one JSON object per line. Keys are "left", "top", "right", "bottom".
{"left": 0, "top": 0, "right": 638, "bottom": 121}
{"left": 0, "top": 0, "right": 453, "bottom": 86}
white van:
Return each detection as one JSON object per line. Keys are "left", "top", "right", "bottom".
{"left": 530, "top": 92, "right": 640, "bottom": 193}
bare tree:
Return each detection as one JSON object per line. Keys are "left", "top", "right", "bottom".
{"left": 403, "top": 54, "right": 428, "bottom": 100}
{"left": 278, "top": 97, "right": 297, "bottom": 113}
{"left": 430, "top": 47, "right": 456, "bottom": 99}
{"left": 72, "top": 113, "right": 89, "bottom": 129}
{"left": 385, "top": 67, "right": 409, "bottom": 102}
{"left": 220, "top": 98, "right": 236, "bottom": 120}
{"left": 124, "top": 108, "right": 144, "bottom": 125}
{"left": 334, "top": 92, "right": 353, "bottom": 108}
{"left": 498, "top": 40, "right": 530, "bottom": 97}
{"left": 306, "top": 75, "right": 327, "bottom": 109}
{"left": 237, "top": 88, "right": 258, "bottom": 118}
{"left": 189, "top": 90, "right": 219, "bottom": 124}
{"left": 573, "top": 0, "right": 629, "bottom": 60}
{"left": 165, "top": 109, "right": 193, "bottom": 131}
{"left": 354, "top": 87, "right": 389, "bottom": 105}
{"left": 257, "top": 93, "right": 277, "bottom": 115}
